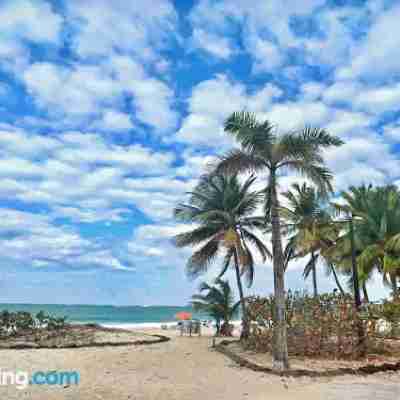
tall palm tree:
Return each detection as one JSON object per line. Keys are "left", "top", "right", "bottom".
{"left": 215, "top": 111, "right": 343, "bottom": 370}
{"left": 330, "top": 184, "right": 400, "bottom": 299}
{"left": 191, "top": 279, "right": 240, "bottom": 336}
{"left": 280, "top": 183, "right": 341, "bottom": 297}
{"left": 174, "top": 172, "right": 270, "bottom": 338}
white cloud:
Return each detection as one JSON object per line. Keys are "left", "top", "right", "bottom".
{"left": 324, "top": 135, "right": 399, "bottom": 190}
{"left": 22, "top": 58, "right": 177, "bottom": 132}
{"left": 322, "top": 80, "right": 360, "bottom": 104}
{"left": 132, "top": 77, "right": 177, "bottom": 131}
{"left": 67, "top": 0, "right": 177, "bottom": 61}
{"left": 0, "top": 0, "right": 62, "bottom": 42}
{"left": 337, "top": 4, "right": 400, "bottom": 79}
{"left": 175, "top": 150, "right": 217, "bottom": 178}
{"left": 0, "top": 158, "right": 43, "bottom": 178}
{"left": 95, "top": 110, "right": 134, "bottom": 131}
{"left": 0, "top": 0, "right": 62, "bottom": 72}
{"left": 174, "top": 74, "right": 282, "bottom": 147}
{"left": 188, "top": 0, "right": 326, "bottom": 72}
{"left": 127, "top": 223, "right": 191, "bottom": 268}
{"left": 0, "top": 126, "right": 181, "bottom": 223}
{"left": 0, "top": 124, "right": 60, "bottom": 157}
{"left": 175, "top": 114, "right": 230, "bottom": 148}
{"left": 0, "top": 208, "right": 127, "bottom": 271}
{"left": 383, "top": 122, "right": 400, "bottom": 143}
{"left": 302, "top": 6, "right": 363, "bottom": 67}
{"left": 265, "top": 101, "right": 331, "bottom": 131}
{"left": 191, "top": 28, "right": 234, "bottom": 59}
{"left": 325, "top": 109, "right": 375, "bottom": 136}
{"left": 300, "top": 82, "right": 325, "bottom": 101}
{"left": 244, "top": 31, "right": 284, "bottom": 72}
{"left": 352, "top": 83, "right": 400, "bottom": 114}
{"left": 23, "top": 62, "right": 116, "bottom": 116}
{"left": 323, "top": 80, "right": 400, "bottom": 115}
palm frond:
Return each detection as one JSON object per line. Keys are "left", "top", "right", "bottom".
{"left": 174, "top": 225, "right": 220, "bottom": 248}
{"left": 224, "top": 111, "right": 275, "bottom": 154}
{"left": 186, "top": 238, "right": 219, "bottom": 279}
{"left": 241, "top": 229, "right": 272, "bottom": 261}
{"left": 215, "top": 149, "right": 266, "bottom": 175}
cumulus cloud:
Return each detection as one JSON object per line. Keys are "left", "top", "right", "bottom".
{"left": 191, "top": 28, "right": 235, "bottom": 59}
{"left": 188, "top": 0, "right": 363, "bottom": 74}
{"left": 0, "top": 208, "right": 129, "bottom": 271}
{"left": 93, "top": 110, "right": 134, "bottom": 131}
{"left": 22, "top": 58, "right": 177, "bottom": 131}
{"left": 0, "top": 0, "right": 62, "bottom": 72}
{"left": 0, "top": 0, "right": 61, "bottom": 42}
{"left": 174, "top": 74, "right": 282, "bottom": 147}
{"left": 337, "top": 4, "right": 400, "bottom": 80}
{"left": 66, "top": 0, "right": 178, "bottom": 62}
{"left": 0, "top": 125, "right": 181, "bottom": 224}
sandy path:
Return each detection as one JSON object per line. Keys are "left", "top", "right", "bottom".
{"left": 0, "top": 332, "right": 398, "bottom": 399}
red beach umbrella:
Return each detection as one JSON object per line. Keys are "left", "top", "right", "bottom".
{"left": 175, "top": 311, "right": 192, "bottom": 321}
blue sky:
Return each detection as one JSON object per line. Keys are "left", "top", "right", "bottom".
{"left": 0, "top": 0, "right": 399, "bottom": 305}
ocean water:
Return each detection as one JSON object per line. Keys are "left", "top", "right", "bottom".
{"left": 0, "top": 304, "right": 205, "bottom": 327}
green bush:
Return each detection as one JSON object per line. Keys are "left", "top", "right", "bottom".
{"left": 246, "top": 291, "right": 376, "bottom": 359}
{"left": 0, "top": 310, "right": 67, "bottom": 337}
{"left": 380, "top": 300, "right": 400, "bottom": 336}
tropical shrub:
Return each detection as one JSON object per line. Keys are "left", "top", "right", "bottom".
{"left": 0, "top": 310, "right": 67, "bottom": 337}
{"left": 245, "top": 291, "right": 382, "bottom": 359}
{"left": 378, "top": 299, "right": 400, "bottom": 337}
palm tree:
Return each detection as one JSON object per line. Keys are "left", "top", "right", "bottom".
{"left": 191, "top": 279, "right": 240, "bottom": 336}
{"left": 280, "top": 183, "right": 341, "bottom": 297}
{"left": 174, "top": 172, "right": 270, "bottom": 338}
{"left": 215, "top": 111, "right": 343, "bottom": 370}
{"left": 330, "top": 184, "right": 400, "bottom": 299}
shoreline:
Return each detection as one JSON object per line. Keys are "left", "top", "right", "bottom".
{"left": 101, "top": 319, "right": 243, "bottom": 334}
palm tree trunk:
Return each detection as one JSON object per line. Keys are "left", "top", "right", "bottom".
{"left": 362, "top": 282, "right": 369, "bottom": 303}
{"left": 270, "top": 171, "right": 289, "bottom": 371}
{"left": 311, "top": 251, "right": 318, "bottom": 297}
{"left": 390, "top": 274, "right": 399, "bottom": 299}
{"left": 233, "top": 247, "right": 249, "bottom": 339}
{"left": 330, "top": 264, "right": 345, "bottom": 295}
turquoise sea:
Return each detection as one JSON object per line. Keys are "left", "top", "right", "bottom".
{"left": 0, "top": 304, "right": 204, "bottom": 327}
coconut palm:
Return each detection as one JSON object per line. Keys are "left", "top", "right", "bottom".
{"left": 330, "top": 184, "right": 400, "bottom": 299}
{"left": 280, "top": 183, "right": 341, "bottom": 297}
{"left": 191, "top": 279, "right": 240, "bottom": 336}
{"left": 174, "top": 172, "right": 271, "bottom": 338}
{"left": 215, "top": 111, "right": 343, "bottom": 370}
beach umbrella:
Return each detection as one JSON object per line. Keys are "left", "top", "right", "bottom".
{"left": 175, "top": 311, "right": 192, "bottom": 320}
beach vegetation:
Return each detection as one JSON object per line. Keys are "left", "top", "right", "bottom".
{"left": 213, "top": 111, "right": 343, "bottom": 370}
{"left": 174, "top": 172, "right": 270, "bottom": 339}
{"left": 191, "top": 279, "right": 240, "bottom": 336}
{"left": 175, "top": 112, "right": 400, "bottom": 370}
{"left": 279, "top": 183, "right": 340, "bottom": 297}
{"left": 327, "top": 184, "right": 400, "bottom": 299}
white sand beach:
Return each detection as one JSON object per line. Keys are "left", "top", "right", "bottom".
{"left": 0, "top": 327, "right": 398, "bottom": 400}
